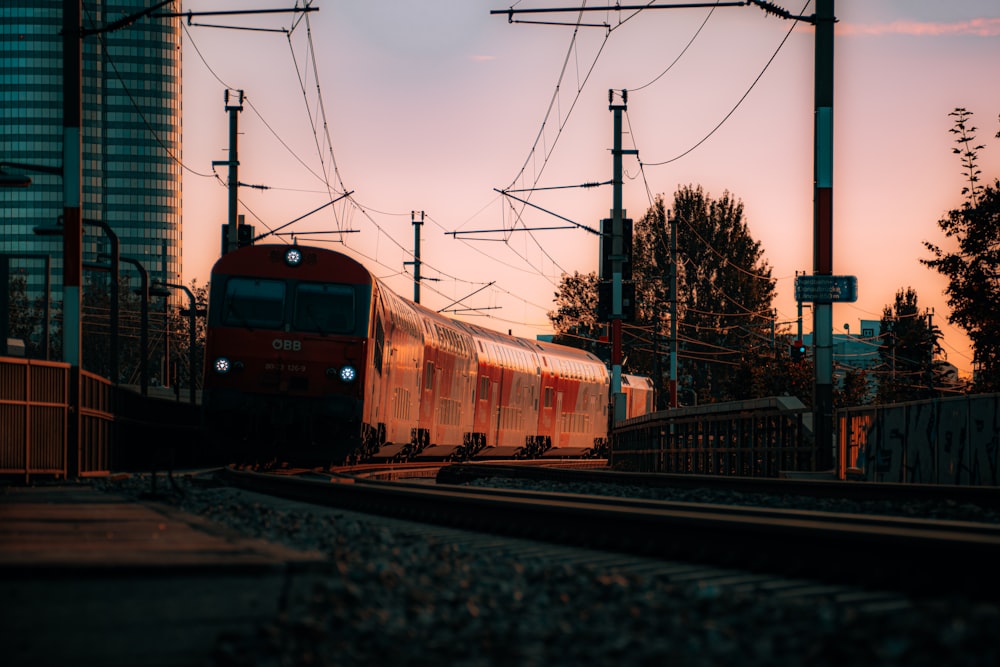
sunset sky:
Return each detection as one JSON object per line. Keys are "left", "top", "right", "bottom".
{"left": 179, "top": 1, "right": 1000, "bottom": 375}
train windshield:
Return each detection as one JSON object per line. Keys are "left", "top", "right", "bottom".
{"left": 222, "top": 278, "right": 286, "bottom": 329}
{"left": 293, "top": 282, "right": 355, "bottom": 334}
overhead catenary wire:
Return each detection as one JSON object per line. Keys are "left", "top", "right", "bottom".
{"left": 84, "top": 5, "right": 212, "bottom": 179}
{"left": 485, "top": 3, "right": 615, "bottom": 280}
{"left": 628, "top": 1, "right": 722, "bottom": 92}
{"left": 481, "top": 1, "right": 811, "bottom": 341}
{"left": 191, "top": 6, "right": 556, "bottom": 330}
{"left": 639, "top": 0, "right": 810, "bottom": 167}
{"left": 182, "top": 0, "right": 880, "bottom": 348}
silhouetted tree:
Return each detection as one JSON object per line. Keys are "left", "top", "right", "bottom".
{"left": 5, "top": 272, "right": 53, "bottom": 358}
{"left": 550, "top": 186, "right": 783, "bottom": 405}
{"left": 836, "top": 366, "right": 872, "bottom": 408}
{"left": 875, "top": 288, "right": 941, "bottom": 403}
{"left": 670, "top": 185, "right": 778, "bottom": 402}
{"left": 922, "top": 108, "right": 1000, "bottom": 391}
{"left": 548, "top": 271, "right": 600, "bottom": 344}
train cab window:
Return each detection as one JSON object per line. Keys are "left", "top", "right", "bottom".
{"left": 544, "top": 386, "right": 554, "bottom": 409}
{"left": 222, "top": 278, "right": 286, "bottom": 329}
{"left": 293, "top": 283, "right": 355, "bottom": 334}
{"left": 479, "top": 376, "right": 489, "bottom": 401}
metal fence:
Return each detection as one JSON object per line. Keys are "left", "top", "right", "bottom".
{"left": 838, "top": 393, "right": 1000, "bottom": 485}
{"left": 79, "top": 370, "right": 114, "bottom": 476}
{"left": 0, "top": 356, "right": 113, "bottom": 481}
{"left": 610, "top": 396, "right": 815, "bottom": 475}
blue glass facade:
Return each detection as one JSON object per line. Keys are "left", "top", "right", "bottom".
{"left": 2, "top": 2, "right": 182, "bottom": 360}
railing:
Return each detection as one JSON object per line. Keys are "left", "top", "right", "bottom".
{"left": 610, "top": 396, "right": 814, "bottom": 476}
{"left": 0, "top": 357, "right": 67, "bottom": 480}
{"left": 79, "top": 370, "right": 114, "bottom": 476}
{"left": 0, "top": 356, "right": 113, "bottom": 481}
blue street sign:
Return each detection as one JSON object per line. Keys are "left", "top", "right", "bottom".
{"left": 795, "top": 275, "right": 858, "bottom": 303}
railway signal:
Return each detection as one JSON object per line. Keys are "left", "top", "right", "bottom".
{"left": 221, "top": 222, "right": 255, "bottom": 251}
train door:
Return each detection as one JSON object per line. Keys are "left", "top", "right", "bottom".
{"left": 363, "top": 291, "right": 392, "bottom": 454}
{"left": 380, "top": 293, "right": 421, "bottom": 449}
{"left": 473, "top": 372, "right": 491, "bottom": 444}
{"left": 555, "top": 390, "right": 565, "bottom": 447}
{"left": 433, "top": 327, "right": 471, "bottom": 448}
{"left": 492, "top": 365, "right": 505, "bottom": 447}
{"left": 535, "top": 356, "right": 557, "bottom": 448}
{"left": 503, "top": 348, "right": 534, "bottom": 449}
{"left": 472, "top": 357, "right": 497, "bottom": 448}
{"left": 414, "top": 318, "right": 444, "bottom": 452}
{"left": 367, "top": 309, "right": 385, "bottom": 427}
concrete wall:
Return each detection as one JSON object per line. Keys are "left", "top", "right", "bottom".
{"left": 839, "top": 394, "right": 1000, "bottom": 485}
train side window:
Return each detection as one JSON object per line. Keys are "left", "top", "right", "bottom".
{"left": 223, "top": 278, "right": 285, "bottom": 329}
{"left": 479, "top": 376, "right": 489, "bottom": 400}
{"left": 293, "top": 282, "right": 355, "bottom": 334}
{"left": 425, "top": 361, "right": 435, "bottom": 390}
{"left": 544, "top": 386, "right": 553, "bottom": 408}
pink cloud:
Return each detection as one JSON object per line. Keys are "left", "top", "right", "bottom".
{"left": 838, "top": 17, "right": 1000, "bottom": 37}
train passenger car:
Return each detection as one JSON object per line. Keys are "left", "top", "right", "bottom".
{"left": 621, "top": 374, "right": 655, "bottom": 419}
{"left": 203, "top": 244, "right": 649, "bottom": 464}
{"left": 457, "top": 323, "right": 545, "bottom": 457}
{"left": 530, "top": 337, "right": 613, "bottom": 452}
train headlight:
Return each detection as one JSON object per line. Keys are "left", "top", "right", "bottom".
{"left": 339, "top": 365, "right": 357, "bottom": 383}
{"left": 284, "top": 247, "right": 303, "bottom": 267}
{"left": 213, "top": 356, "right": 231, "bottom": 374}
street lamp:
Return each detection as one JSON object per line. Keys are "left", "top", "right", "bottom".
{"left": 0, "top": 161, "right": 62, "bottom": 188}
{"left": 89, "top": 220, "right": 118, "bottom": 383}
{"left": 36, "top": 217, "right": 120, "bottom": 383}
{"left": 160, "top": 282, "right": 201, "bottom": 405}
{"left": 106, "top": 255, "right": 168, "bottom": 397}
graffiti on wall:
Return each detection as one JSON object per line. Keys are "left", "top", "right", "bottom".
{"left": 841, "top": 394, "right": 999, "bottom": 485}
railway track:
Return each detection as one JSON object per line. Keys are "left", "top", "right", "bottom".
{"left": 323, "top": 458, "right": 609, "bottom": 481}
{"left": 437, "top": 462, "right": 1000, "bottom": 507}
{"left": 218, "top": 464, "right": 1000, "bottom": 601}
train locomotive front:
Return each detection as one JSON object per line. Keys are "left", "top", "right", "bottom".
{"left": 203, "top": 245, "right": 374, "bottom": 463}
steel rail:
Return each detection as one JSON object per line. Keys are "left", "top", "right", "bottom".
{"left": 438, "top": 463, "right": 1000, "bottom": 508}
{"left": 220, "top": 467, "right": 1000, "bottom": 601}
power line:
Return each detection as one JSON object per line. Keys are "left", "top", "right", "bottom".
{"left": 83, "top": 5, "right": 212, "bottom": 179}
{"left": 639, "top": 1, "right": 808, "bottom": 167}
{"left": 629, "top": 1, "right": 722, "bottom": 92}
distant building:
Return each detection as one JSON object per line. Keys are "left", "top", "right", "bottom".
{"left": 803, "top": 319, "right": 961, "bottom": 397}
{"left": 800, "top": 319, "right": 882, "bottom": 397}
{"left": 1, "top": 2, "right": 182, "bottom": 356}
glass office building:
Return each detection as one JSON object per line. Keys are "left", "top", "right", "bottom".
{"left": 1, "top": 2, "right": 181, "bottom": 368}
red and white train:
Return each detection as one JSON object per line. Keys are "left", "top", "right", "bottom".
{"left": 202, "top": 244, "right": 653, "bottom": 464}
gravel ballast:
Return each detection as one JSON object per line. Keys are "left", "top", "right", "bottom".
{"left": 97, "top": 474, "right": 999, "bottom": 667}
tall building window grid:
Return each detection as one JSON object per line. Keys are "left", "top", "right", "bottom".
{"left": 2, "top": 2, "right": 182, "bottom": 361}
